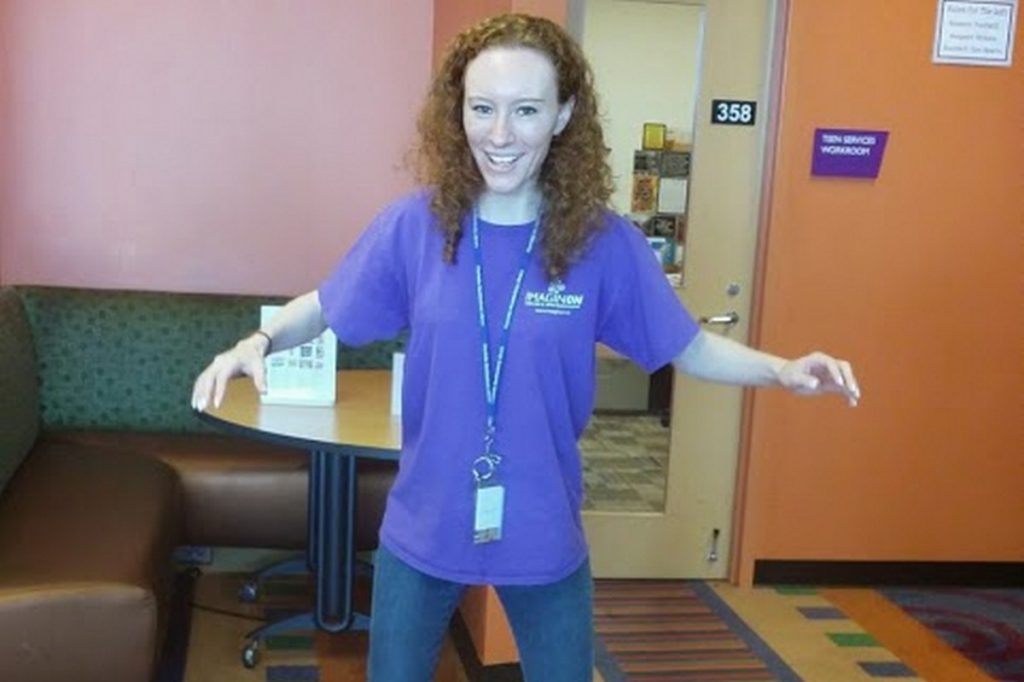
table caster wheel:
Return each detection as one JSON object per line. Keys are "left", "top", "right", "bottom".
{"left": 242, "top": 640, "right": 260, "bottom": 668}
{"left": 238, "top": 580, "right": 259, "bottom": 603}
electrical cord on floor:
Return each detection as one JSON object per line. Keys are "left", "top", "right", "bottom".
{"left": 188, "top": 602, "right": 268, "bottom": 623}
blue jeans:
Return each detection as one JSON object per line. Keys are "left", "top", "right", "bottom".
{"left": 368, "top": 545, "right": 594, "bottom": 681}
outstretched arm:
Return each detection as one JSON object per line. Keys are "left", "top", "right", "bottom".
{"left": 190, "top": 290, "right": 327, "bottom": 411}
{"left": 672, "top": 330, "right": 860, "bottom": 406}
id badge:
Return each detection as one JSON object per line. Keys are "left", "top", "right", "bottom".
{"left": 473, "top": 484, "right": 505, "bottom": 544}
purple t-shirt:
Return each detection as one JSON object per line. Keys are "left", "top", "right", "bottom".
{"left": 319, "top": 191, "right": 699, "bottom": 585}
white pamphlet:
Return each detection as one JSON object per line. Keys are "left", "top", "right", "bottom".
{"left": 259, "top": 305, "right": 337, "bottom": 406}
{"left": 390, "top": 352, "right": 405, "bottom": 416}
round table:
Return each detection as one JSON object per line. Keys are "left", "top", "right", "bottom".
{"left": 196, "top": 370, "right": 400, "bottom": 665}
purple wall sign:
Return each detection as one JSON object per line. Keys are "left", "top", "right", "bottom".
{"left": 812, "top": 128, "right": 889, "bottom": 178}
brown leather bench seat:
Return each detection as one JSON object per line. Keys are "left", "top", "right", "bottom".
{"left": 0, "top": 286, "right": 401, "bottom": 681}
{"left": 42, "top": 430, "right": 394, "bottom": 551}
{"left": 0, "top": 440, "right": 181, "bottom": 682}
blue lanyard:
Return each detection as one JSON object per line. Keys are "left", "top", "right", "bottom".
{"left": 471, "top": 209, "right": 539, "bottom": 465}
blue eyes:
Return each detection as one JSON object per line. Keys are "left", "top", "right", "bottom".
{"left": 470, "top": 104, "right": 539, "bottom": 116}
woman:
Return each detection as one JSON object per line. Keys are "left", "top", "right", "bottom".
{"left": 192, "top": 14, "right": 860, "bottom": 681}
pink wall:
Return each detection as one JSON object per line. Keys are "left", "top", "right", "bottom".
{"left": 0, "top": 12, "right": 10, "bottom": 285}
{"left": 0, "top": 1, "right": 432, "bottom": 295}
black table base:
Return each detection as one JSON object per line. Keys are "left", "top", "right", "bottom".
{"left": 240, "top": 449, "right": 371, "bottom": 668}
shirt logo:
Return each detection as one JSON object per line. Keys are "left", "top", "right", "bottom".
{"left": 524, "top": 279, "right": 585, "bottom": 316}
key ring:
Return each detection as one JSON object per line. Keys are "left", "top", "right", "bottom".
{"left": 472, "top": 453, "right": 501, "bottom": 485}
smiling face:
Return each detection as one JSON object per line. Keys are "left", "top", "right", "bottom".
{"left": 463, "top": 46, "right": 574, "bottom": 210}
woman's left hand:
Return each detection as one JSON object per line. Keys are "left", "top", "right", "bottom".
{"left": 778, "top": 352, "right": 861, "bottom": 406}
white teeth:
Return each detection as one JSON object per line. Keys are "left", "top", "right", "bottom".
{"left": 486, "top": 153, "right": 518, "bottom": 165}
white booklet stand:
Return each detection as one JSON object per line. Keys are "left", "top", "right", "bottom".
{"left": 259, "top": 305, "right": 338, "bottom": 406}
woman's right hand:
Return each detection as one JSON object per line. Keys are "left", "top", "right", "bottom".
{"left": 190, "top": 333, "right": 270, "bottom": 412}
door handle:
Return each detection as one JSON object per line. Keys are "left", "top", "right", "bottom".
{"left": 707, "top": 528, "right": 721, "bottom": 563}
{"left": 698, "top": 311, "right": 740, "bottom": 326}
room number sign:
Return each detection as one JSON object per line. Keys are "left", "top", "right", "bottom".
{"left": 711, "top": 99, "right": 757, "bottom": 126}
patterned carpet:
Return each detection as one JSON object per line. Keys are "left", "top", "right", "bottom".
{"left": 716, "top": 585, "right": 926, "bottom": 681}
{"left": 177, "top": 571, "right": 462, "bottom": 682}
{"left": 167, "top": 570, "right": 1021, "bottom": 681}
{"left": 597, "top": 582, "right": 1024, "bottom": 681}
{"left": 581, "top": 413, "right": 670, "bottom": 512}
{"left": 883, "top": 588, "right": 1024, "bottom": 681}
{"left": 182, "top": 572, "right": 325, "bottom": 681}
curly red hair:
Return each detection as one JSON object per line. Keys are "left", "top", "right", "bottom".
{"left": 414, "top": 13, "right": 613, "bottom": 279}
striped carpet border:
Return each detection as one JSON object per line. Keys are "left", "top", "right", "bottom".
{"left": 594, "top": 580, "right": 800, "bottom": 681}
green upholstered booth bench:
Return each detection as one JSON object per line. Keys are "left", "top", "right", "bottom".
{"left": 0, "top": 285, "right": 400, "bottom": 682}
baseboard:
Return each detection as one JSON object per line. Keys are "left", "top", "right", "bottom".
{"left": 753, "top": 560, "right": 1024, "bottom": 587}
{"left": 450, "top": 611, "right": 524, "bottom": 682}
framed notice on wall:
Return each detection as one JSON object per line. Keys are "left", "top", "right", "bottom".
{"left": 259, "top": 305, "right": 337, "bottom": 406}
{"left": 933, "top": 0, "right": 1017, "bottom": 67}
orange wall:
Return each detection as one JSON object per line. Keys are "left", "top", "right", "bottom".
{"left": 432, "top": 0, "right": 568, "bottom": 68}
{"left": 433, "top": 0, "right": 509, "bottom": 67}
{"left": 736, "top": 0, "right": 1024, "bottom": 584}
{"left": 460, "top": 583, "right": 520, "bottom": 665}
{"left": 0, "top": 1, "right": 432, "bottom": 295}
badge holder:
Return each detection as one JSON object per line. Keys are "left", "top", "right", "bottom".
{"left": 472, "top": 452, "right": 504, "bottom": 544}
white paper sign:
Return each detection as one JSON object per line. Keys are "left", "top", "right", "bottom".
{"left": 933, "top": 0, "right": 1017, "bottom": 67}
{"left": 260, "top": 305, "right": 337, "bottom": 406}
